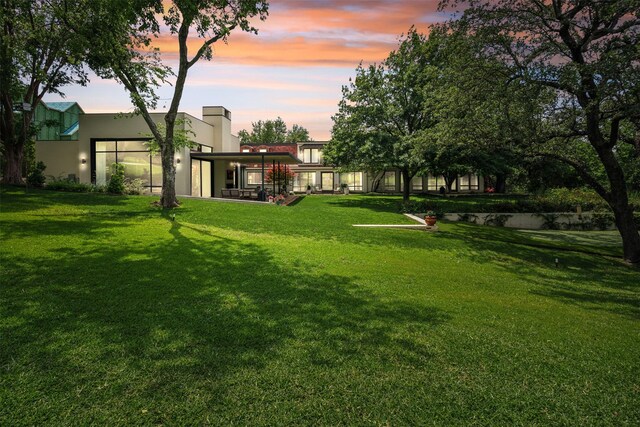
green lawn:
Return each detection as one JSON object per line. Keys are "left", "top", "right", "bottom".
{"left": 1, "top": 187, "right": 638, "bottom": 425}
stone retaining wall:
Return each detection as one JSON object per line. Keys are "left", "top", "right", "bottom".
{"left": 417, "top": 212, "right": 615, "bottom": 230}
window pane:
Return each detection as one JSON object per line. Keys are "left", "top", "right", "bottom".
{"left": 340, "top": 172, "right": 363, "bottom": 191}
{"left": 294, "top": 172, "right": 316, "bottom": 191}
{"left": 191, "top": 160, "right": 201, "bottom": 196}
{"left": 470, "top": 174, "right": 479, "bottom": 189}
{"left": 117, "top": 152, "right": 151, "bottom": 185}
{"left": 201, "top": 145, "right": 213, "bottom": 153}
{"left": 95, "top": 141, "right": 116, "bottom": 151}
{"left": 247, "top": 172, "right": 263, "bottom": 185}
{"left": 151, "top": 155, "right": 162, "bottom": 187}
{"left": 384, "top": 171, "right": 395, "bottom": 190}
{"left": 412, "top": 176, "right": 423, "bottom": 190}
{"left": 459, "top": 174, "right": 469, "bottom": 190}
{"left": 95, "top": 152, "right": 116, "bottom": 186}
{"left": 118, "top": 140, "right": 147, "bottom": 151}
{"left": 201, "top": 161, "right": 211, "bottom": 197}
{"left": 427, "top": 174, "right": 438, "bottom": 191}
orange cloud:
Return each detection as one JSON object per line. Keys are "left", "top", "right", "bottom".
{"left": 148, "top": 0, "right": 440, "bottom": 67}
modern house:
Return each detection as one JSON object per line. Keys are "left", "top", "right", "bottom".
{"left": 35, "top": 104, "right": 483, "bottom": 198}
{"left": 240, "top": 141, "right": 484, "bottom": 194}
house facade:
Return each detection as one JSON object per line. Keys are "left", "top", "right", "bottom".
{"left": 240, "top": 141, "right": 484, "bottom": 194}
{"left": 36, "top": 104, "right": 483, "bottom": 198}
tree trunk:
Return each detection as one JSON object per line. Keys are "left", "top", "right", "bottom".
{"left": 401, "top": 169, "right": 411, "bottom": 202}
{"left": 597, "top": 147, "right": 640, "bottom": 265}
{"left": 612, "top": 203, "right": 640, "bottom": 265}
{"left": 159, "top": 143, "right": 178, "bottom": 208}
{"left": 2, "top": 139, "right": 25, "bottom": 184}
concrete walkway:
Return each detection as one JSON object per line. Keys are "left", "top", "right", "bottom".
{"left": 352, "top": 213, "right": 438, "bottom": 231}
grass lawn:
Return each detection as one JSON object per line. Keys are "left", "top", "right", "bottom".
{"left": 1, "top": 187, "right": 639, "bottom": 425}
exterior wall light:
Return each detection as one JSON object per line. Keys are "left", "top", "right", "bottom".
{"left": 81, "top": 158, "right": 87, "bottom": 164}
{"left": 176, "top": 158, "right": 181, "bottom": 164}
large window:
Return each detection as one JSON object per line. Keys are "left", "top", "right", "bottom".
{"left": 294, "top": 172, "right": 317, "bottom": 191}
{"left": 340, "top": 172, "right": 363, "bottom": 191}
{"left": 247, "top": 172, "right": 264, "bottom": 185}
{"left": 383, "top": 171, "right": 396, "bottom": 191}
{"left": 412, "top": 176, "right": 423, "bottom": 191}
{"left": 302, "top": 148, "right": 322, "bottom": 164}
{"left": 191, "top": 160, "right": 211, "bottom": 197}
{"left": 427, "top": 174, "right": 457, "bottom": 192}
{"left": 458, "top": 174, "right": 479, "bottom": 191}
{"left": 399, "top": 174, "right": 424, "bottom": 191}
{"left": 92, "top": 139, "right": 161, "bottom": 191}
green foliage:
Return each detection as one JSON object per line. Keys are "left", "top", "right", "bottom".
{"left": 326, "top": 27, "right": 441, "bottom": 197}
{"left": 45, "top": 177, "right": 102, "bottom": 193}
{"left": 484, "top": 213, "right": 512, "bottom": 227}
{"left": 123, "top": 178, "right": 146, "bottom": 195}
{"left": 536, "top": 213, "right": 561, "bottom": 230}
{"left": 107, "top": 163, "right": 125, "bottom": 194}
{"left": 238, "top": 117, "right": 311, "bottom": 144}
{"left": 0, "top": 0, "right": 90, "bottom": 183}
{"left": 26, "top": 161, "right": 46, "bottom": 188}
{"left": 398, "top": 188, "right": 630, "bottom": 214}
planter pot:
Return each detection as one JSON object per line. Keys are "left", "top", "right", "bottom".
{"left": 306, "top": 190, "right": 311, "bottom": 195}
{"left": 343, "top": 188, "right": 350, "bottom": 195}
{"left": 424, "top": 216, "right": 437, "bottom": 226}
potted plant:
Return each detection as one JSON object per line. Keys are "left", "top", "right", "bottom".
{"left": 340, "top": 183, "right": 349, "bottom": 195}
{"left": 424, "top": 210, "right": 437, "bottom": 226}
{"left": 306, "top": 184, "right": 312, "bottom": 195}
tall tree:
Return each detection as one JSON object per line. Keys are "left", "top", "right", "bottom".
{"left": 0, "top": 0, "right": 88, "bottom": 184}
{"left": 238, "top": 117, "right": 311, "bottom": 144}
{"left": 71, "top": 0, "right": 269, "bottom": 208}
{"left": 442, "top": 0, "right": 640, "bottom": 264}
{"left": 324, "top": 27, "right": 440, "bottom": 202}
{"left": 425, "top": 26, "right": 552, "bottom": 194}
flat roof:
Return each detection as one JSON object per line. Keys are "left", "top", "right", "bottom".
{"left": 190, "top": 152, "right": 302, "bottom": 164}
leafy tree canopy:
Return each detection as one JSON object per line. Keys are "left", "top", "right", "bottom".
{"left": 238, "top": 117, "right": 311, "bottom": 144}
{"left": 324, "top": 27, "right": 443, "bottom": 201}
{"left": 440, "top": 0, "right": 640, "bottom": 263}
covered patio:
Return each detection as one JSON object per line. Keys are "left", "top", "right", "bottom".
{"left": 190, "top": 151, "right": 302, "bottom": 200}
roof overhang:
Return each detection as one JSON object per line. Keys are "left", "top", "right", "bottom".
{"left": 190, "top": 152, "right": 302, "bottom": 164}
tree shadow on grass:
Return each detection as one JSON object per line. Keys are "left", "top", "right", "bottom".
{"left": 0, "top": 186, "right": 142, "bottom": 214}
{"left": 436, "top": 222, "right": 640, "bottom": 319}
{"left": 0, "top": 215, "right": 449, "bottom": 423}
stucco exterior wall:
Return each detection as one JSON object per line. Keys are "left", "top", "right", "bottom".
{"left": 35, "top": 141, "right": 80, "bottom": 181}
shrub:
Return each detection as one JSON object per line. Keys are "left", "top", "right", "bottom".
{"left": 591, "top": 211, "right": 614, "bottom": 230}
{"left": 124, "top": 178, "right": 146, "bottom": 195}
{"left": 484, "top": 214, "right": 512, "bottom": 227}
{"left": 537, "top": 213, "right": 561, "bottom": 230}
{"left": 27, "top": 161, "right": 46, "bottom": 188}
{"left": 107, "top": 163, "right": 125, "bottom": 194}
{"left": 46, "top": 177, "right": 95, "bottom": 193}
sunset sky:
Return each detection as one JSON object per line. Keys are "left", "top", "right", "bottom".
{"left": 47, "top": 1, "right": 447, "bottom": 140}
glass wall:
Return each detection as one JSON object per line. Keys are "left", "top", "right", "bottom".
{"left": 399, "top": 174, "right": 424, "bottom": 191}
{"left": 294, "top": 172, "right": 316, "bottom": 191}
{"left": 321, "top": 172, "right": 334, "bottom": 190}
{"left": 427, "top": 174, "right": 452, "bottom": 191}
{"left": 458, "top": 174, "right": 479, "bottom": 191}
{"left": 383, "top": 171, "right": 396, "bottom": 191}
{"left": 191, "top": 160, "right": 212, "bottom": 197}
{"left": 340, "top": 172, "right": 363, "bottom": 191}
{"left": 93, "top": 139, "right": 161, "bottom": 191}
